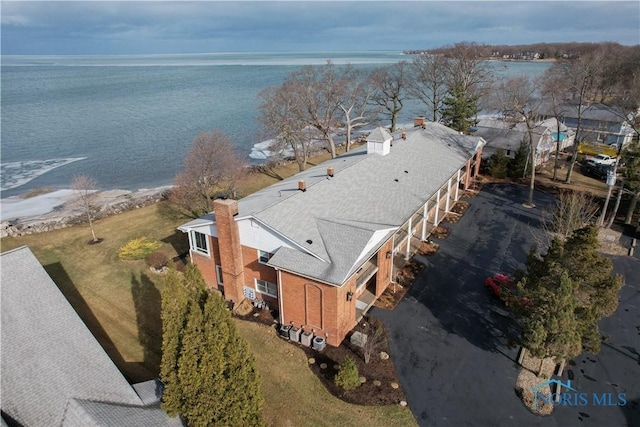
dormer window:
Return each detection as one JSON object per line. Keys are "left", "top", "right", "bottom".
{"left": 258, "top": 250, "right": 272, "bottom": 264}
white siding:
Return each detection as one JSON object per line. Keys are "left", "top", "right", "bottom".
{"left": 237, "top": 218, "right": 292, "bottom": 253}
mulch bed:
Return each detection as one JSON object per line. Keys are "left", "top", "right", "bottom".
{"left": 430, "top": 225, "right": 451, "bottom": 239}
{"left": 300, "top": 317, "right": 407, "bottom": 406}
{"left": 416, "top": 241, "right": 439, "bottom": 256}
{"left": 375, "top": 260, "right": 425, "bottom": 310}
{"left": 234, "top": 309, "right": 408, "bottom": 406}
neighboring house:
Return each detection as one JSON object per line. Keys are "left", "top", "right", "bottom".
{"left": 0, "top": 246, "right": 183, "bottom": 427}
{"left": 178, "top": 119, "right": 485, "bottom": 347}
{"left": 541, "top": 103, "right": 636, "bottom": 146}
{"left": 474, "top": 118, "right": 574, "bottom": 165}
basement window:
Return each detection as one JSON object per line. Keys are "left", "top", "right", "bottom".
{"left": 191, "top": 231, "right": 209, "bottom": 255}
{"left": 255, "top": 279, "right": 277, "bottom": 298}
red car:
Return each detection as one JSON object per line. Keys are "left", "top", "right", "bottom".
{"left": 485, "top": 274, "right": 532, "bottom": 306}
{"left": 484, "top": 274, "right": 514, "bottom": 297}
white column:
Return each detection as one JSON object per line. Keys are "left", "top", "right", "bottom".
{"left": 445, "top": 178, "right": 451, "bottom": 213}
{"left": 421, "top": 202, "right": 428, "bottom": 241}
{"left": 434, "top": 189, "right": 441, "bottom": 225}
{"left": 405, "top": 217, "right": 412, "bottom": 259}
{"left": 455, "top": 169, "right": 461, "bottom": 201}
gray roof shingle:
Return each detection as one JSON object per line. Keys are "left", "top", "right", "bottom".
{"left": 0, "top": 247, "right": 182, "bottom": 427}
{"left": 248, "top": 122, "right": 482, "bottom": 284}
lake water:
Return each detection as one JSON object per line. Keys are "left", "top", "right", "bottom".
{"left": 1, "top": 52, "right": 550, "bottom": 198}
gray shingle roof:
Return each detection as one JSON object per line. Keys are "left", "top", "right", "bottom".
{"left": 0, "top": 247, "right": 182, "bottom": 427}
{"left": 251, "top": 122, "right": 482, "bottom": 284}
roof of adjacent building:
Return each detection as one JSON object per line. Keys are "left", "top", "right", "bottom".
{"left": 0, "top": 246, "right": 182, "bottom": 427}
{"left": 182, "top": 122, "right": 483, "bottom": 286}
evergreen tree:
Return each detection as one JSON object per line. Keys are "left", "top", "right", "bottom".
{"left": 487, "top": 148, "right": 510, "bottom": 178}
{"left": 334, "top": 357, "right": 360, "bottom": 391}
{"left": 509, "top": 140, "right": 530, "bottom": 179}
{"left": 159, "top": 269, "right": 190, "bottom": 417}
{"left": 160, "top": 264, "right": 265, "bottom": 426}
{"left": 513, "top": 226, "right": 624, "bottom": 360}
{"left": 440, "top": 83, "right": 480, "bottom": 134}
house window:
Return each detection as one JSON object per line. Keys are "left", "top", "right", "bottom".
{"left": 255, "top": 279, "right": 277, "bottom": 298}
{"left": 258, "top": 250, "right": 272, "bottom": 264}
{"left": 216, "top": 265, "right": 223, "bottom": 285}
{"left": 191, "top": 231, "right": 209, "bottom": 255}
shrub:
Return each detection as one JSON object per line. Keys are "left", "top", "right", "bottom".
{"left": 334, "top": 357, "right": 360, "bottom": 391}
{"left": 146, "top": 251, "right": 170, "bottom": 269}
{"left": 118, "top": 237, "right": 162, "bottom": 260}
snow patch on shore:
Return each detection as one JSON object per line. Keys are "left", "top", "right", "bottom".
{"left": 0, "top": 157, "right": 87, "bottom": 191}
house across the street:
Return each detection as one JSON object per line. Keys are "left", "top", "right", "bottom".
{"left": 179, "top": 118, "right": 485, "bottom": 347}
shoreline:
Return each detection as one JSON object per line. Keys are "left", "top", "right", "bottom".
{"left": 1, "top": 186, "right": 172, "bottom": 238}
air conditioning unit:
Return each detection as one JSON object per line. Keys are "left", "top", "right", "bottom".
{"left": 278, "top": 324, "right": 291, "bottom": 339}
{"left": 312, "top": 336, "right": 326, "bottom": 351}
{"left": 289, "top": 327, "right": 302, "bottom": 342}
{"left": 300, "top": 331, "right": 313, "bottom": 347}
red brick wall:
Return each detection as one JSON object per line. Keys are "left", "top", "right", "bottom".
{"left": 375, "top": 240, "right": 393, "bottom": 296}
{"left": 279, "top": 270, "right": 356, "bottom": 347}
{"left": 213, "top": 199, "right": 245, "bottom": 303}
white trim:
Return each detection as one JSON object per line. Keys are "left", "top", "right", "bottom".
{"left": 421, "top": 202, "right": 428, "bottom": 241}
{"left": 257, "top": 249, "right": 271, "bottom": 264}
{"left": 255, "top": 278, "right": 278, "bottom": 298}
{"left": 445, "top": 177, "right": 451, "bottom": 213}
{"left": 190, "top": 231, "right": 210, "bottom": 256}
{"left": 278, "top": 270, "right": 284, "bottom": 325}
{"left": 405, "top": 217, "right": 412, "bottom": 260}
{"left": 216, "top": 265, "right": 224, "bottom": 285}
{"left": 455, "top": 169, "right": 461, "bottom": 201}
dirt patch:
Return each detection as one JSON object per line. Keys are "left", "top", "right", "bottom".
{"left": 515, "top": 349, "right": 558, "bottom": 416}
{"left": 597, "top": 228, "right": 629, "bottom": 256}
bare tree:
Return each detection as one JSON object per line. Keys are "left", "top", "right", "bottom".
{"left": 408, "top": 53, "right": 448, "bottom": 122}
{"left": 169, "top": 130, "right": 244, "bottom": 218}
{"left": 493, "top": 76, "right": 543, "bottom": 206}
{"left": 369, "top": 61, "right": 409, "bottom": 132}
{"left": 71, "top": 175, "right": 100, "bottom": 243}
{"left": 442, "top": 42, "right": 494, "bottom": 105}
{"left": 258, "top": 82, "right": 314, "bottom": 171}
{"left": 558, "top": 57, "right": 598, "bottom": 184}
{"left": 337, "top": 66, "right": 376, "bottom": 152}
{"left": 541, "top": 190, "right": 599, "bottom": 242}
{"left": 360, "top": 318, "right": 387, "bottom": 364}
{"left": 541, "top": 64, "right": 572, "bottom": 181}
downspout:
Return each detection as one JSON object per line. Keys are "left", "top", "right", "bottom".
{"left": 277, "top": 269, "right": 284, "bottom": 325}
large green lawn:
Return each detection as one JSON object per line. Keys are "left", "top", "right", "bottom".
{"left": 1, "top": 198, "right": 416, "bottom": 426}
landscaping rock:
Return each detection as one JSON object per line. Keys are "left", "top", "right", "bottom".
{"left": 373, "top": 380, "right": 382, "bottom": 387}
{"left": 391, "top": 382, "right": 399, "bottom": 389}
{"left": 400, "top": 400, "right": 407, "bottom": 407}
{"left": 308, "top": 358, "right": 315, "bottom": 364}
{"left": 359, "top": 376, "right": 367, "bottom": 383}
{"left": 320, "top": 363, "right": 327, "bottom": 369}
{"left": 380, "top": 351, "right": 389, "bottom": 360}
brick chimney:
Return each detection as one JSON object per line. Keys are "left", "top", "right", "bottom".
{"left": 298, "top": 180, "right": 307, "bottom": 192}
{"left": 213, "top": 199, "right": 245, "bottom": 303}
{"left": 327, "top": 167, "right": 334, "bottom": 177}
{"left": 414, "top": 117, "right": 426, "bottom": 127}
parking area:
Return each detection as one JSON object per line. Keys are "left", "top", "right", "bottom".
{"left": 373, "top": 183, "right": 640, "bottom": 426}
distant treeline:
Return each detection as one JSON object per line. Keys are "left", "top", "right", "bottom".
{"left": 404, "top": 42, "right": 640, "bottom": 61}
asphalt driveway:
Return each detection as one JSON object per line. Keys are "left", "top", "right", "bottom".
{"left": 373, "top": 183, "right": 640, "bottom": 427}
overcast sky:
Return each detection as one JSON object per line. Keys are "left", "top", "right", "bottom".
{"left": 2, "top": 1, "right": 639, "bottom": 55}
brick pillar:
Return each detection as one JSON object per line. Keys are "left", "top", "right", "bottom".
{"left": 213, "top": 199, "right": 245, "bottom": 303}
{"left": 464, "top": 158, "right": 472, "bottom": 189}
{"left": 473, "top": 147, "right": 483, "bottom": 177}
